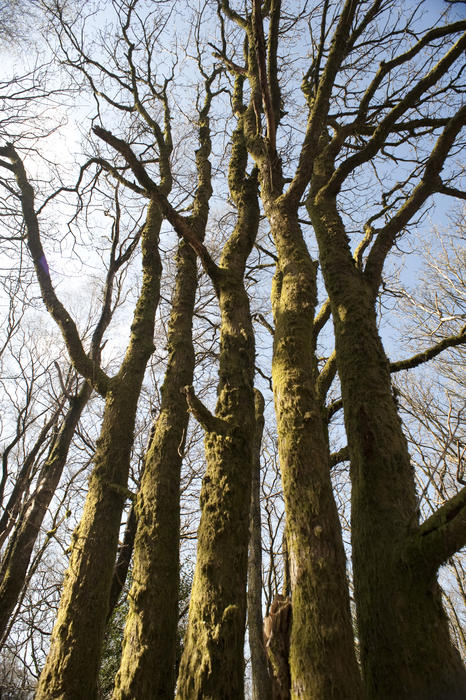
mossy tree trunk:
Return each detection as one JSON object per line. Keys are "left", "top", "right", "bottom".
{"left": 0, "top": 144, "right": 164, "bottom": 699}
{"left": 248, "top": 389, "right": 273, "bottom": 700}
{"left": 35, "top": 200, "right": 163, "bottom": 699}
{"left": 308, "top": 194, "right": 466, "bottom": 700}
{"left": 175, "top": 122, "right": 259, "bottom": 699}
{"left": 113, "top": 237, "right": 198, "bottom": 700}
{"left": 267, "top": 204, "right": 362, "bottom": 700}
{"left": 218, "top": 3, "right": 363, "bottom": 695}
{"left": 0, "top": 187, "right": 123, "bottom": 642}
{"left": 112, "top": 71, "right": 216, "bottom": 699}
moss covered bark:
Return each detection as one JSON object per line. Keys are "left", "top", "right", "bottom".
{"left": 113, "top": 238, "right": 198, "bottom": 700}
{"left": 175, "top": 129, "right": 259, "bottom": 698}
{"left": 175, "top": 286, "right": 256, "bottom": 700}
{"left": 248, "top": 390, "right": 273, "bottom": 700}
{"left": 35, "top": 200, "right": 163, "bottom": 700}
{"left": 308, "top": 194, "right": 466, "bottom": 700}
{"left": 267, "top": 203, "right": 362, "bottom": 700}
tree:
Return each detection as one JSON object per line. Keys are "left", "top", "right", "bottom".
{"left": 0, "top": 136, "right": 163, "bottom": 697}
{"left": 218, "top": 1, "right": 363, "bottom": 695}
{"left": 112, "top": 63, "right": 213, "bottom": 693}
{"left": 0, "top": 185, "right": 134, "bottom": 642}
{"left": 393, "top": 217, "right": 466, "bottom": 660}
{"left": 0, "top": 1, "right": 465, "bottom": 698}
{"left": 218, "top": 0, "right": 466, "bottom": 697}
{"left": 247, "top": 389, "right": 273, "bottom": 700}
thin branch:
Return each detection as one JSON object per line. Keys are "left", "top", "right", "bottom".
{"left": 390, "top": 327, "right": 466, "bottom": 373}
{"left": 0, "top": 144, "right": 110, "bottom": 396}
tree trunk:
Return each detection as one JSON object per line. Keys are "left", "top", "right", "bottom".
{"left": 175, "top": 145, "right": 259, "bottom": 698}
{"left": 248, "top": 389, "right": 273, "bottom": 700}
{"left": 175, "top": 285, "right": 256, "bottom": 700}
{"left": 106, "top": 503, "right": 137, "bottom": 623}
{"left": 113, "top": 238, "right": 198, "bottom": 700}
{"left": 267, "top": 203, "right": 363, "bottom": 700}
{"left": 263, "top": 594, "right": 291, "bottom": 700}
{"left": 0, "top": 382, "right": 90, "bottom": 643}
{"left": 35, "top": 200, "right": 162, "bottom": 700}
{"left": 308, "top": 195, "right": 466, "bottom": 700}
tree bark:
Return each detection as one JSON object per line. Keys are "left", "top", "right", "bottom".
{"left": 267, "top": 203, "right": 362, "bottom": 700}
{"left": 175, "top": 128, "right": 259, "bottom": 699}
{"left": 113, "top": 238, "right": 198, "bottom": 700}
{"left": 248, "top": 389, "right": 273, "bottom": 700}
{"left": 35, "top": 200, "right": 163, "bottom": 700}
{"left": 308, "top": 194, "right": 466, "bottom": 700}
{"left": 175, "top": 286, "right": 256, "bottom": 699}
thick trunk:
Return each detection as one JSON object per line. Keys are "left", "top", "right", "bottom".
{"left": 35, "top": 201, "right": 162, "bottom": 700}
{"left": 113, "top": 239, "right": 198, "bottom": 700}
{"left": 0, "top": 382, "right": 90, "bottom": 643}
{"left": 308, "top": 196, "right": 466, "bottom": 700}
{"left": 248, "top": 390, "right": 273, "bottom": 700}
{"left": 268, "top": 205, "right": 362, "bottom": 700}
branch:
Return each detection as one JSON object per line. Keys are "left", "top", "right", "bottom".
{"left": 252, "top": 0, "right": 276, "bottom": 150}
{"left": 266, "top": 0, "right": 281, "bottom": 131}
{"left": 323, "top": 30, "right": 466, "bottom": 198}
{"left": 93, "top": 126, "right": 222, "bottom": 293}
{"left": 411, "top": 486, "right": 466, "bottom": 572}
{"left": 327, "top": 397, "right": 342, "bottom": 421}
{"left": 0, "top": 144, "right": 109, "bottom": 397}
{"left": 364, "top": 103, "right": 466, "bottom": 293}
{"left": 181, "top": 386, "right": 227, "bottom": 434}
{"left": 327, "top": 324, "right": 465, "bottom": 416}
{"left": 286, "top": 0, "right": 358, "bottom": 205}
{"left": 437, "top": 183, "right": 466, "bottom": 200}
{"left": 330, "top": 445, "right": 349, "bottom": 468}
{"left": 253, "top": 313, "right": 275, "bottom": 336}
{"left": 208, "top": 43, "right": 247, "bottom": 74}
{"left": 92, "top": 125, "right": 157, "bottom": 193}
{"left": 312, "top": 298, "right": 331, "bottom": 347}
{"left": 390, "top": 326, "right": 466, "bottom": 373}
{"left": 221, "top": 0, "right": 248, "bottom": 30}
{"left": 357, "top": 21, "right": 466, "bottom": 124}
{"left": 254, "top": 364, "right": 273, "bottom": 392}
{"left": 316, "top": 350, "right": 337, "bottom": 402}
